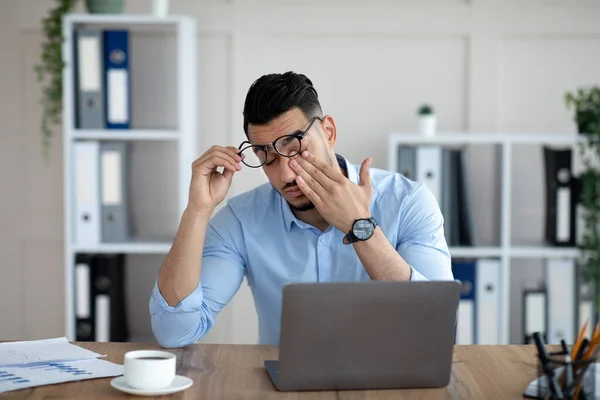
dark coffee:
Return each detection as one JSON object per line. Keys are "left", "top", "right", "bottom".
{"left": 137, "top": 357, "right": 168, "bottom": 360}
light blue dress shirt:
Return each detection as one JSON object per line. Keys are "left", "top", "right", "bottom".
{"left": 149, "top": 154, "right": 453, "bottom": 348}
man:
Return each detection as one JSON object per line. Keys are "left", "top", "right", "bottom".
{"left": 149, "top": 71, "right": 453, "bottom": 348}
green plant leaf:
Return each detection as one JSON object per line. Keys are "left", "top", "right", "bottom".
{"left": 417, "top": 104, "right": 434, "bottom": 115}
{"left": 36, "top": 0, "right": 76, "bottom": 161}
{"left": 565, "top": 85, "right": 600, "bottom": 308}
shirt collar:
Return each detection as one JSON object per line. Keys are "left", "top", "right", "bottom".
{"left": 281, "top": 153, "right": 356, "bottom": 232}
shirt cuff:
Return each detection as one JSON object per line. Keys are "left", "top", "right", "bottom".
{"left": 151, "top": 280, "right": 204, "bottom": 312}
{"left": 409, "top": 266, "right": 428, "bottom": 281}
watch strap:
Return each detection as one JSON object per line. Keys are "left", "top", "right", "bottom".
{"left": 367, "top": 216, "right": 378, "bottom": 229}
{"left": 343, "top": 230, "right": 360, "bottom": 245}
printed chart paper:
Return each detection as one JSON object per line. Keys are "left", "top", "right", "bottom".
{"left": 0, "top": 359, "right": 123, "bottom": 393}
{"left": 0, "top": 337, "right": 123, "bottom": 393}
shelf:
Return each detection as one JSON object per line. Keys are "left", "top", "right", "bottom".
{"left": 62, "top": 11, "right": 197, "bottom": 343}
{"left": 385, "top": 130, "right": 590, "bottom": 346}
{"left": 508, "top": 135, "right": 584, "bottom": 145}
{"left": 389, "top": 133, "right": 506, "bottom": 145}
{"left": 449, "top": 246, "right": 503, "bottom": 258}
{"left": 71, "top": 130, "right": 180, "bottom": 141}
{"left": 388, "top": 132, "right": 583, "bottom": 145}
{"left": 73, "top": 241, "right": 172, "bottom": 254}
{"left": 510, "top": 245, "right": 581, "bottom": 258}
{"left": 449, "top": 246, "right": 582, "bottom": 258}
{"left": 64, "top": 13, "right": 190, "bottom": 26}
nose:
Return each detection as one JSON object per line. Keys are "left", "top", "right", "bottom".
{"left": 280, "top": 156, "right": 297, "bottom": 185}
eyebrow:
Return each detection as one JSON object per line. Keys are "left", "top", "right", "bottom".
{"left": 251, "top": 128, "right": 304, "bottom": 147}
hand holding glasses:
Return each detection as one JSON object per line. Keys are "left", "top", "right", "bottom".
{"left": 238, "top": 117, "right": 321, "bottom": 168}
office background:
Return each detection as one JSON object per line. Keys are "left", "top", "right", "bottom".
{"left": 0, "top": 0, "right": 597, "bottom": 344}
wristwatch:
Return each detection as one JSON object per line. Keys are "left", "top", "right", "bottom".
{"left": 343, "top": 217, "right": 378, "bottom": 244}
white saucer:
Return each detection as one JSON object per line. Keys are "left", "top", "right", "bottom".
{"left": 110, "top": 375, "right": 193, "bottom": 396}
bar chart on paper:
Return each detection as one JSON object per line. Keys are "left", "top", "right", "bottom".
{"left": 0, "top": 337, "right": 123, "bottom": 393}
{"left": 0, "top": 359, "right": 123, "bottom": 393}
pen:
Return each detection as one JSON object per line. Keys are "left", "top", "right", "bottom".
{"left": 571, "top": 320, "right": 589, "bottom": 361}
{"left": 558, "top": 321, "right": 591, "bottom": 394}
{"left": 533, "top": 332, "right": 564, "bottom": 398}
{"left": 573, "top": 324, "right": 600, "bottom": 399}
{"left": 573, "top": 341, "right": 597, "bottom": 400}
{"left": 575, "top": 338, "right": 589, "bottom": 361}
{"left": 581, "top": 323, "right": 600, "bottom": 361}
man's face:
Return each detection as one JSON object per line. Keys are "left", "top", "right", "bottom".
{"left": 247, "top": 108, "right": 334, "bottom": 212}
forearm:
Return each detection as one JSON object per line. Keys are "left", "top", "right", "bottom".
{"left": 157, "top": 207, "right": 212, "bottom": 306}
{"left": 353, "top": 227, "right": 412, "bottom": 281}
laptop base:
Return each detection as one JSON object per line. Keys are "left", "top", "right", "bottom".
{"left": 264, "top": 360, "right": 280, "bottom": 390}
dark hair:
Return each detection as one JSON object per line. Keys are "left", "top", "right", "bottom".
{"left": 243, "top": 71, "right": 323, "bottom": 136}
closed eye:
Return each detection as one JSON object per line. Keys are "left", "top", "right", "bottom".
{"left": 264, "top": 151, "right": 278, "bottom": 166}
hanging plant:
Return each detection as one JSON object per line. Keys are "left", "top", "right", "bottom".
{"left": 35, "top": 0, "right": 77, "bottom": 160}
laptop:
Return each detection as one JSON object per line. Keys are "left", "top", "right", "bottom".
{"left": 265, "top": 280, "right": 460, "bottom": 391}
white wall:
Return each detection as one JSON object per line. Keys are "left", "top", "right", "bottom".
{"left": 0, "top": 0, "right": 598, "bottom": 344}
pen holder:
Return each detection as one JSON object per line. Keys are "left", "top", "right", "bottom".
{"left": 531, "top": 332, "right": 597, "bottom": 400}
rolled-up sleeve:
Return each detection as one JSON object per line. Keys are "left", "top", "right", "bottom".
{"left": 396, "top": 183, "right": 454, "bottom": 282}
{"left": 149, "top": 205, "right": 246, "bottom": 348}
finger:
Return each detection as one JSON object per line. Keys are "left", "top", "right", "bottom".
{"left": 205, "top": 145, "right": 243, "bottom": 163}
{"left": 195, "top": 146, "right": 242, "bottom": 167}
{"left": 290, "top": 159, "right": 327, "bottom": 197}
{"left": 209, "top": 151, "right": 242, "bottom": 168}
{"left": 214, "top": 146, "right": 243, "bottom": 163}
{"left": 298, "top": 151, "right": 342, "bottom": 183}
{"left": 359, "top": 158, "right": 372, "bottom": 188}
{"left": 295, "top": 175, "right": 321, "bottom": 206}
{"left": 212, "top": 154, "right": 242, "bottom": 172}
{"left": 291, "top": 156, "right": 334, "bottom": 191}
{"left": 223, "top": 146, "right": 244, "bottom": 162}
{"left": 200, "top": 153, "right": 241, "bottom": 173}
{"left": 222, "top": 168, "right": 235, "bottom": 185}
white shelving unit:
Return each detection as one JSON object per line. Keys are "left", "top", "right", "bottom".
{"left": 72, "top": 129, "right": 180, "bottom": 141}
{"left": 61, "top": 14, "right": 197, "bottom": 341}
{"left": 388, "top": 132, "right": 584, "bottom": 345}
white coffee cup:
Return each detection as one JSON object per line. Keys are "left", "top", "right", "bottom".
{"left": 123, "top": 350, "right": 176, "bottom": 390}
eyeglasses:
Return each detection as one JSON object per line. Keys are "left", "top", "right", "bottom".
{"left": 238, "top": 116, "right": 321, "bottom": 168}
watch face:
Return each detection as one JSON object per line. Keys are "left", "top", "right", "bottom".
{"left": 353, "top": 219, "right": 373, "bottom": 240}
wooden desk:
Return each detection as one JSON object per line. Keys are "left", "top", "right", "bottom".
{"left": 3, "top": 342, "right": 542, "bottom": 399}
